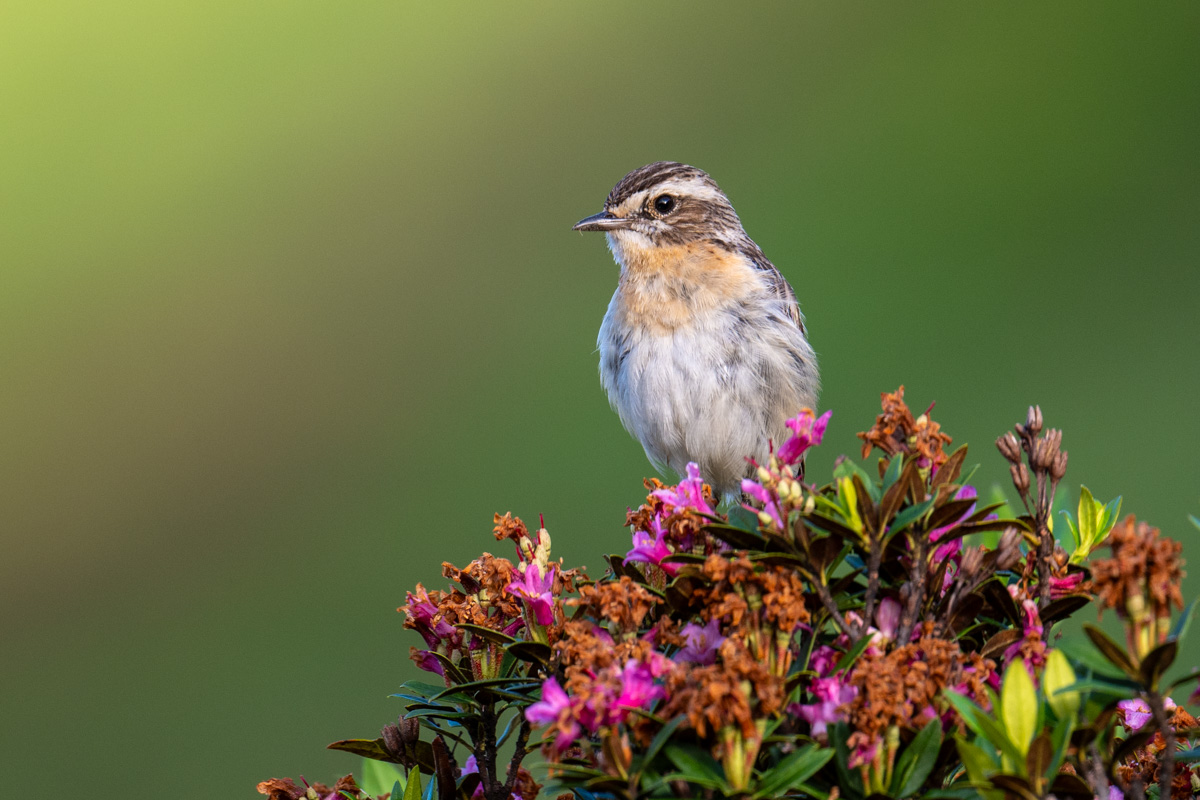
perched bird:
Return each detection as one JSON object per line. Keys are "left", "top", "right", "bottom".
{"left": 574, "top": 161, "right": 819, "bottom": 499}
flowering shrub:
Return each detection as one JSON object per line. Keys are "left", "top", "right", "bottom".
{"left": 258, "top": 388, "right": 1200, "bottom": 800}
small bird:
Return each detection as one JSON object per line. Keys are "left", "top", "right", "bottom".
{"left": 574, "top": 161, "right": 819, "bottom": 499}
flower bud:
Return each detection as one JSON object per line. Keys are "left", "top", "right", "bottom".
{"left": 1010, "top": 462, "right": 1030, "bottom": 494}
{"left": 996, "top": 432, "right": 1021, "bottom": 463}
{"left": 381, "top": 723, "right": 402, "bottom": 757}
{"left": 997, "top": 527, "right": 1023, "bottom": 571}
{"left": 1051, "top": 450, "right": 1068, "bottom": 482}
{"left": 1026, "top": 405, "right": 1043, "bottom": 435}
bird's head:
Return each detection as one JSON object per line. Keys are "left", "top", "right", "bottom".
{"left": 573, "top": 162, "right": 747, "bottom": 265}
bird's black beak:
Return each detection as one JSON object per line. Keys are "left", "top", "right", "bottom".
{"left": 573, "top": 211, "right": 633, "bottom": 232}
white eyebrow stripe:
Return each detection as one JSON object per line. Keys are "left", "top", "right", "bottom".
{"left": 648, "top": 179, "right": 725, "bottom": 204}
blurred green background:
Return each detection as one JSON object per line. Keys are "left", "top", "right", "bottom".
{"left": 2, "top": 2, "right": 1198, "bottom": 796}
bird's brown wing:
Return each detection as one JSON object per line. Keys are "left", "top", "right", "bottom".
{"left": 746, "top": 249, "right": 806, "bottom": 335}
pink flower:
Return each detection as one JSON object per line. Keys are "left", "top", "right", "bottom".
{"left": 797, "top": 674, "right": 857, "bottom": 737}
{"left": 1003, "top": 599, "right": 1046, "bottom": 673}
{"left": 461, "top": 756, "right": 528, "bottom": 800}
{"left": 652, "top": 463, "right": 715, "bottom": 516}
{"left": 1118, "top": 697, "right": 1175, "bottom": 732}
{"left": 875, "top": 597, "right": 901, "bottom": 642}
{"left": 403, "top": 586, "right": 460, "bottom": 650}
{"left": 676, "top": 619, "right": 725, "bottom": 665}
{"left": 1049, "top": 572, "right": 1084, "bottom": 599}
{"left": 776, "top": 409, "right": 831, "bottom": 466}
{"left": 525, "top": 677, "right": 581, "bottom": 752}
{"left": 412, "top": 649, "right": 444, "bottom": 676}
{"left": 810, "top": 645, "right": 839, "bottom": 677}
{"left": 624, "top": 518, "right": 678, "bottom": 575}
{"left": 614, "top": 660, "right": 666, "bottom": 716}
{"left": 741, "top": 478, "right": 784, "bottom": 529}
{"left": 506, "top": 563, "right": 556, "bottom": 626}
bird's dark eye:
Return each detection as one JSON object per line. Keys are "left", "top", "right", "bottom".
{"left": 653, "top": 194, "right": 676, "bottom": 215}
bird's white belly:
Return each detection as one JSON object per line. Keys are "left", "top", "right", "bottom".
{"left": 598, "top": 302, "right": 816, "bottom": 496}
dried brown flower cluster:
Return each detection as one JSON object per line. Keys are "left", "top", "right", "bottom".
{"left": 696, "top": 554, "right": 810, "bottom": 674}
{"left": 1115, "top": 706, "right": 1200, "bottom": 799}
{"left": 257, "top": 775, "right": 370, "bottom": 800}
{"left": 662, "top": 637, "right": 786, "bottom": 740}
{"left": 569, "top": 576, "right": 662, "bottom": 635}
{"left": 842, "top": 624, "right": 995, "bottom": 769}
{"left": 857, "top": 385, "right": 952, "bottom": 469}
{"left": 1092, "top": 515, "right": 1186, "bottom": 623}
{"left": 625, "top": 477, "right": 715, "bottom": 553}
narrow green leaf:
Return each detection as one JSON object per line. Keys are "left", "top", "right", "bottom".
{"left": 752, "top": 745, "right": 834, "bottom": 798}
{"left": 1001, "top": 659, "right": 1038, "bottom": 756}
{"left": 1058, "top": 510, "right": 1080, "bottom": 552}
{"left": 1170, "top": 596, "right": 1199, "bottom": 642}
{"left": 886, "top": 498, "right": 935, "bottom": 538}
{"left": 664, "top": 744, "right": 726, "bottom": 788}
{"left": 1082, "top": 624, "right": 1139, "bottom": 678}
{"left": 1056, "top": 637, "right": 1129, "bottom": 680}
{"left": 637, "top": 715, "right": 685, "bottom": 772}
{"left": 832, "top": 722, "right": 864, "bottom": 798}
{"left": 943, "top": 691, "right": 1024, "bottom": 768}
{"left": 892, "top": 718, "right": 942, "bottom": 797}
{"left": 1077, "top": 486, "right": 1097, "bottom": 549}
{"left": 1139, "top": 640, "right": 1178, "bottom": 690}
{"left": 835, "top": 630, "right": 875, "bottom": 672}
{"left": 954, "top": 735, "right": 997, "bottom": 783}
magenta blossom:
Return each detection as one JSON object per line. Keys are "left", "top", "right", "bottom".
{"left": 873, "top": 597, "right": 902, "bottom": 644}
{"left": 652, "top": 463, "right": 716, "bottom": 517}
{"left": 1118, "top": 697, "right": 1175, "bottom": 732}
{"left": 412, "top": 649, "right": 445, "bottom": 676}
{"left": 776, "top": 409, "right": 831, "bottom": 466}
{"left": 525, "top": 677, "right": 581, "bottom": 752}
{"left": 624, "top": 518, "right": 679, "bottom": 576}
{"left": 796, "top": 674, "right": 857, "bottom": 737}
{"left": 1049, "top": 572, "right": 1085, "bottom": 599}
{"left": 506, "top": 563, "right": 556, "bottom": 626}
{"left": 403, "top": 586, "right": 460, "bottom": 650}
{"left": 613, "top": 659, "right": 666, "bottom": 717}
{"left": 810, "top": 645, "right": 839, "bottom": 677}
{"left": 676, "top": 619, "right": 725, "bottom": 665}
{"left": 741, "top": 478, "right": 784, "bottom": 529}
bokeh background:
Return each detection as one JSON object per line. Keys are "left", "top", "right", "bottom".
{"left": 2, "top": 2, "right": 1198, "bottom": 795}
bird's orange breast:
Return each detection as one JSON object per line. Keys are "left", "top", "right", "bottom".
{"left": 613, "top": 242, "right": 758, "bottom": 334}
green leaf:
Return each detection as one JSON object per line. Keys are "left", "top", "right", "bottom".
{"left": 726, "top": 505, "right": 761, "bottom": 532}
{"left": 1076, "top": 486, "right": 1097, "bottom": 550}
{"left": 664, "top": 744, "right": 726, "bottom": 789}
{"left": 751, "top": 745, "right": 834, "bottom": 798}
{"left": 1139, "top": 640, "right": 1178, "bottom": 690}
{"left": 1170, "top": 596, "right": 1199, "bottom": 642}
{"left": 1001, "top": 659, "right": 1038, "bottom": 757}
{"left": 404, "top": 766, "right": 422, "bottom": 800}
{"left": 891, "top": 718, "right": 942, "bottom": 797}
{"left": 1082, "top": 624, "right": 1139, "bottom": 678}
{"left": 328, "top": 738, "right": 400, "bottom": 764}
{"left": 835, "top": 630, "right": 875, "bottom": 672}
{"left": 1043, "top": 650, "right": 1079, "bottom": 719}
{"left": 886, "top": 498, "right": 935, "bottom": 538}
{"left": 1059, "top": 510, "right": 1080, "bottom": 552}
{"left": 943, "top": 691, "right": 1023, "bottom": 768}
{"left": 360, "top": 758, "right": 407, "bottom": 796}
{"left": 1056, "top": 637, "right": 1129, "bottom": 680}
{"left": 636, "top": 715, "right": 685, "bottom": 773}
{"left": 1177, "top": 747, "right": 1200, "bottom": 762}
{"left": 954, "top": 735, "right": 998, "bottom": 784}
